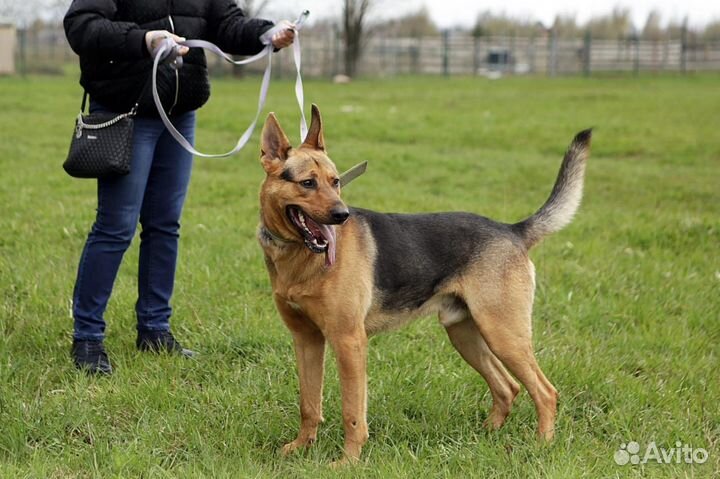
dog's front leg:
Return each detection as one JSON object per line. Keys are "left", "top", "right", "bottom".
{"left": 276, "top": 301, "right": 326, "bottom": 456}
{"left": 329, "top": 328, "right": 369, "bottom": 465}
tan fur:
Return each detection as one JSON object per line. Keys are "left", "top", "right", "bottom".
{"left": 258, "top": 106, "right": 562, "bottom": 465}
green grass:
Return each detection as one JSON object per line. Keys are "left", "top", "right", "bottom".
{"left": 1, "top": 71, "right": 719, "bottom": 478}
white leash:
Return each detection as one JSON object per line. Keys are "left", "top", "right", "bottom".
{"left": 151, "top": 10, "right": 309, "bottom": 158}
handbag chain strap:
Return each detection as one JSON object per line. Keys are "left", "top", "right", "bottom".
{"left": 76, "top": 65, "right": 151, "bottom": 138}
{"left": 75, "top": 107, "right": 137, "bottom": 138}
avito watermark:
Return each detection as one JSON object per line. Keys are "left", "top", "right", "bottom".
{"left": 614, "top": 441, "right": 709, "bottom": 466}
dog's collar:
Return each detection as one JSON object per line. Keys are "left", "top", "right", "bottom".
{"left": 259, "top": 224, "right": 294, "bottom": 246}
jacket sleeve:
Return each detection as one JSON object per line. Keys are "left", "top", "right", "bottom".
{"left": 63, "top": 0, "right": 148, "bottom": 60}
{"left": 207, "top": 0, "right": 274, "bottom": 55}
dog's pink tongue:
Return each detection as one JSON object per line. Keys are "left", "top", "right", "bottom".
{"left": 319, "top": 224, "right": 336, "bottom": 267}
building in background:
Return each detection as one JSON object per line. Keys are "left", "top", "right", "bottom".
{"left": 0, "top": 22, "right": 16, "bottom": 75}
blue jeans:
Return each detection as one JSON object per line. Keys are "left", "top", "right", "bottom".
{"left": 72, "top": 104, "right": 196, "bottom": 340}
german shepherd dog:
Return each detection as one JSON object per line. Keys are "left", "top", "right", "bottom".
{"left": 258, "top": 105, "right": 591, "bottom": 464}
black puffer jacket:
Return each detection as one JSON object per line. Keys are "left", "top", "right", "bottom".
{"left": 64, "top": 0, "right": 274, "bottom": 116}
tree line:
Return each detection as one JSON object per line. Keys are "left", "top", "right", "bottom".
{"left": 2, "top": 1, "right": 719, "bottom": 78}
{"left": 373, "top": 6, "right": 720, "bottom": 42}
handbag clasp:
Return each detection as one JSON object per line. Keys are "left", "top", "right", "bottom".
{"left": 75, "top": 114, "right": 83, "bottom": 139}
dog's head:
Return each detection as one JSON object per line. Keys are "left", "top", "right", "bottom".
{"left": 259, "top": 104, "right": 348, "bottom": 266}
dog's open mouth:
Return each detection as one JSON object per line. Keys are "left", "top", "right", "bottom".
{"left": 287, "top": 206, "right": 337, "bottom": 267}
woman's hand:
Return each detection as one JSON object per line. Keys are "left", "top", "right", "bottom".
{"left": 145, "top": 30, "right": 190, "bottom": 57}
{"left": 270, "top": 20, "right": 296, "bottom": 49}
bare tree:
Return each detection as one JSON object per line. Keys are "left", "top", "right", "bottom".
{"left": 702, "top": 19, "right": 720, "bottom": 41}
{"left": 586, "top": 7, "right": 634, "bottom": 39}
{"left": 473, "top": 11, "right": 542, "bottom": 37}
{"left": 552, "top": 14, "right": 582, "bottom": 38}
{"left": 1, "top": 0, "right": 41, "bottom": 26}
{"left": 342, "top": 0, "right": 371, "bottom": 77}
{"left": 377, "top": 6, "right": 438, "bottom": 38}
{"left": 0, "top": 0, "right": 69, "bottom": 25}
{"left": 642, "top": 10, "right": 663, "bottom": 41}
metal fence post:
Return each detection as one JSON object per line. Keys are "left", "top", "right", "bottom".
{"left": 333, "top": 24, "right": 341, "bottom": 77}
{"left": 323, "top": 28, "right": 331, "bottom": 77}
{"left": 508, "top": 31, "right": 515, "bottom": 74}
{"left": 18, "top": 27, "right": 27, "bottom": 77}
{"left": 473, "top": 35, "right": 479, "bottom": 75}
{"left": 379, "top": 35, "right": 386, "bottom": 75}
{"left": 411, "top": 37, "right": 420, "bottom": 75}
{"left": 681, "top": 20, "right": 688, "bottom": 73}
{"left": 32, "top": 28, "right": 38, "bottom": 60}
{"left": 583, "top": 30, "right": 592, "bottom": 76}
{"left": 395, "top": 32, "right": 401, "bottom": 75}
{"left": 442, "top": 29, "right": 449, "bottom": 76}
{"left": 528, "top": 33, "right": 536, "bottom": 73}
{"left": 49, "top": 30, "right": 55, "bottom": 62}
{"left": 548, "top": 28, "right": 557, "bottom": 77}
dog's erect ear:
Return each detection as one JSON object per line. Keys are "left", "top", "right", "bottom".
{"left": 300, "top": 104, "right": 325, "bottom": 151}
{"left": 261, "top": 113, "right": 292, "bottom": 168}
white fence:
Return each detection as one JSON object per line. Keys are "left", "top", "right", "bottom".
{"left": 14, "top": 26, "right": 720, "bottom": 77}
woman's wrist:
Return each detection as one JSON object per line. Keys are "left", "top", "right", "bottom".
{"left": 144, "top": 30, "right": 189, "bottom": 57}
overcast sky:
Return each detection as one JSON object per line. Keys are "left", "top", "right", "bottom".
{"left": 266, "top": 0, "right": 720, "bottom": 30}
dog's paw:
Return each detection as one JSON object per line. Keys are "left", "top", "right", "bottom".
{"left": 483, "top": 411, "right": 509, "bottom": 430}
{"left": 280, "top": 437, "right": 315, "bottom": 456}
{"left": 483, "top": 416, "right": 504, "bottom": 431}
{"left": 328, "top": 455, "right": 359, "bottom": 469}
{"left": 538, "top": 428, "right": 555, "bottom": 442}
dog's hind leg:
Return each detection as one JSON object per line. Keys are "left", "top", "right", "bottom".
{"left": 465, "top": 299, "right": 558, "bottom": 440}
{"left": 276, "top": 300, "right": 327, "bottom": 456}
{"left": 442, "top": 312, "right": 520, "bottom": 430}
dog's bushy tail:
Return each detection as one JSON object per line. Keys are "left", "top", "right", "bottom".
{"left": 514, "top": 129, "right": 592, "bottom": 249}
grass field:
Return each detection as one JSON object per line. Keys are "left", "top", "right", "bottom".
{"left": 0, "top": 71, "right": 719, "bottom": 478}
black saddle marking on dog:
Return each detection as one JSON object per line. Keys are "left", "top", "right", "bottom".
{"left": 351, "top": 207, "right": 518, "bottom": 311}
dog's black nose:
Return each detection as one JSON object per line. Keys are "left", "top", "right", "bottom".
{"left": 330, "top": 208, "right": 350, "bottom": 224}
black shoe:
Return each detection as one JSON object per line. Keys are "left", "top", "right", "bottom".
{"left": 71, "top": 339, "right": 112, "bottom": 375}
{"left": 136, "top": 330, "right": 195, "bottom": 357}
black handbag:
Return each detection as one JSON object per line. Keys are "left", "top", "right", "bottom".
{"left": 63, "top": 92, "right": 140, "bottom": 179}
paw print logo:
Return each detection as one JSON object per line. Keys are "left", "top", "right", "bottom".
{"left": 614, "top": 441, "right": 641, "bottom": 465}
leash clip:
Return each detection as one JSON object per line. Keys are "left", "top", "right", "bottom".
{"left": 295, "top": 10, "right": 310, "bottom": 29}
{"left": 339, "top": 161, "right": 368, "bottom": 187}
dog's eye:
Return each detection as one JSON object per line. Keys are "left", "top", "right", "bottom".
{"left": 332, "top": 178, "right": 340, "bottom": 188}
{"left": 300, "top": 179, "right": 317, "bottom": 189}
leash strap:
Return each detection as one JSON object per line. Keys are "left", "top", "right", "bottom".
{"left": 150, "top": 10, "right": 367, "bottom": 185}
{"left": 151, "top": 11, "right": 309, "bottom": 158}
{"left": 292, "top": 34, "right": 308, "bottom": 140}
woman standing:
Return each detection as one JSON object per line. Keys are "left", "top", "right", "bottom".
{"left": 64, "top": 0, "right": 295, "bottom": 374}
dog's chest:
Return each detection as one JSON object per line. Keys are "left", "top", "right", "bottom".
{"left": 271, "top": 276, "right": 320, "bottom": 315}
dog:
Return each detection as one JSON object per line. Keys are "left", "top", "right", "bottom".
{"left": 257, "top": 104, "right": 591, "bottom": 464}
